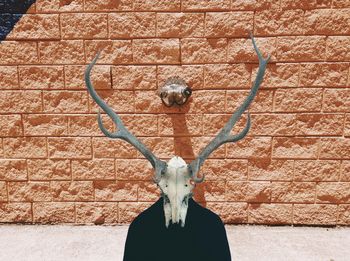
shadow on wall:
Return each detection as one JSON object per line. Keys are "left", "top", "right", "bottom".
{"left": 0, "top": 0, "right": 36, "bottom": 41}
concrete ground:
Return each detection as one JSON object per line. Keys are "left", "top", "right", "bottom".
{"left": 0, "top": 225, "right": 349, "bottom": 261}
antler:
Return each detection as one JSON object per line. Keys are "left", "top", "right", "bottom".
{"left": 189, "top": 33, "right": 271, "bottom": 183}
{"left": 85, "top": 52, "right": 167, "bottom": 182}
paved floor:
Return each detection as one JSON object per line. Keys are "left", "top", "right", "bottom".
{"left": 0, "top": 225, "right": 349, "bottom": 261}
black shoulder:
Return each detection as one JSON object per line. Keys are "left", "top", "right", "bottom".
{"left": 189, "top": 199, "right": 224, "bottom": 225}
{"left": 129, "top": 198, "right": 163, "bottom": 229}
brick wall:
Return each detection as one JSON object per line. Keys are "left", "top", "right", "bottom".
{"left": 0, "top": 0, "right": 349, "bottom": 225}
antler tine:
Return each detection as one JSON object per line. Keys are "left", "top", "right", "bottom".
{"left": 85, "top": 52, "right": 167, "bottom": 182}
{"left": 189, "top": 33, "right": 270, "bottom": 183}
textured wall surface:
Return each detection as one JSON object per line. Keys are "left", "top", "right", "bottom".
{"left": 0, "top": 0, "right": 349, "bottom": 226}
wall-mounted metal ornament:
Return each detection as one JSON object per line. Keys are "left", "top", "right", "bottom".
{"left": 157, "top": 76, "right": 192, "bottom": 107}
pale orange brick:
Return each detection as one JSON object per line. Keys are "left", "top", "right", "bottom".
{"left": 84, "top": 0, "right": 132, "bottom": 11}
{"left": 323, "top": 89, "right": 350, "bottom": 112}
{"left": 293, "top": 204, "right": 337, "bottom": 225}
{"left": 8, "top": 181, "right": 52, "bottom": 202}
{"left": 0, "top": 115, "right": 22, "bottom": 136}
{"left": 133, "top": 39, "right": 180, "bottom": 64}
{"left": 48, "top": 137, "right": 92, "bottom": 159}
{"left": 227, "top": 137, "right": 272, "bottom": 159}
{"left": 317, "top": 182, "right": 350, "bottom": 203}
{"left": 7, "top": 14, "right": 59, "bottom": 40}
{"left": 85, "top": 40, "right": 132, "bottom": 64}
{"left": 250, "top": 114, "right": 296, "bottom": 136}
{"left": 338, "top": 205, "right": 350, "bottom": 225}
{"left": 202, "top": 114, "right": 238, "bottom": 136}
{"left": 226, "top": 181, "right": 271, "bottom": 202}
{"left": 248, "top": 203, "right": 292, "bottom": 224}
{"left": 204, "top": 64, "right": 251, "bottom": 89}
{"left": 333, "top": 0, "right": 350, "bottom": 8}
{"left": 271, "top": 182, "right": 315, "bottom": 203}
{"left": 207, "top": 202, "right": 248, "bottom": 223}
{"left": 326, "top": 36, "right": 350, "bottom": 61}
{"left": 134, "top": 0, "right": 180, "bottom": 11}
{"left": 51, "top": 181, "right": 94, "bottom": 201}
{"left": 0, "top": 182, "right": 7, "bottom": 202}
{"left": 159, "top": 114, "right": 202, "bottom": 136}
{"left": 109, "top": 12, "right": 155, "bottom": 38}
{"left": 120, "top": 114, "right": 157, "bottom": 136}
{"left": 92, "top": 137, "right": 137, "bottom": 158}
{"left": 227, "top": 37, "right": 276, "bottom": 63}
{"left": 94, "top": 180, "right": 137, "bottom": 201}
{"left": 112, "top": 66, "right": 156, "bottom": 90}
{"left": 0, "top": 67, "right": 19, "bottom": 89}
{"left": 294, "top": 160, "right": 340, "bottom": 182}
{"left": 72, "top": 159, "right": 115, "bottom": 180}
{"left": 205, "top": 12, "right": 253, "bottom": 37}
{"left": 138, "top": 181, "right": 160, "bottom": 201}
{"left": 254, "top": 10, "right": 304, "bottom": 36}
{"left": 19, "top": 66, "right": 64, "bottom": 89}
{"left": 157, "top": 65, "right": 203, "bottom": 90}
{"left": 0, "top": 41, "right": 38, "bottom": 65}
{"left": 23, "top": 114, "right": 67, "bottom": 136}
{"left": 28, "top": 159, "right": 70, "bottom": 181}
{"left": 272, "top": 137, "right": 319, "bottom": 159}
{"left": 0, "top": 203, "right": 32, "bottom": 222}
{"left": 66, "top": 65, "right": 111, "bottom": 90}
{"left": 43, "top": 91, "right": 88, "bottom": 113}
{"left": 232, "top": 0, "right": 280, "bottom": 10}
{"left": 274, "top": 88, "right": 322, "bottom": 112}
{"left": 341, "top": 160, "right": 350, "bottom": 181}
{"left": 295, "top": 113, "right": 344, "bottom": 136}
{"left": 281, "top": 0, "right": 332, "bottom": 9}
{"left": 33, "top": 202, "right": 75, "bottom": 223}
{"left": 319, "top": 138, "right": 350, "bottom": 159}
{"left": 76, "top": 202, "right": 119, "bottom": 224}
{"left": 181, "top": 38, "right": 227, "bottom": 64}
{"left": 39, "top": 41, "right": 84, "bottom": 64}
{"left": 248, "top": 159, "right": 294, "bottom": 181}
{"left": 119, "top": 202, "right": 153, "bottom": 223}
{"left": 3, "top": 137, "right": 47, "bottom": 158}
{"left": 67, "top": 114, "right": 114, "bottom": 136}
{"left": 304, "top": 9, "right": 350, "bottom": 35}
{"left": 345, "top": 114, "right": 350, "bottom": 137}
{"left": 115, "top": 159, "right": 153, "bottom": 181}
{"left": 36, "top": 0, "right": 84, "bottom": 12}
{"left": 0, "top": 159, "right": 27, "bottom": 181}
{"left": 0, "top": 90, "right": 42, "bottom": 113}
{"left": 199, "top": 159, "right": 248, "bottom": 181}
{"left": 276, "top": 36, "right": 326, "bottom": 62}
{"left": 157, "top": 13, "right": 204, "bottom": 37}
{"left": 227, "top": 89, "right": 273, "bottom": 113}
{"left": 138, "top": 137, "right": 175, "bottom": 158}
{"left": 89, "top": 90, "right": 134, "bottom": 113}
{"left": 189, "top": 90, "right": 227, "bottom": 113}
{"left": 134, "top": 90, "right": 163, "bottom": 113}
{"left": 181, "top": 0, "right": 230, "bottom": 11}
{"left": 199, "top": 181, "right": 225, "bottom": 201}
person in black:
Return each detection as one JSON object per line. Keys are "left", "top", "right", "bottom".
{"left": 123, "top": 197, "right": 231, "bottom": 261}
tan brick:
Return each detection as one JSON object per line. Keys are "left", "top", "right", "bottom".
{"left": 199, "top": 181, "right": 225, "bottom": 201}
{"left": 39, "top": 41, "right": 84, "bottom": 64}
{"left": 0, "top": 90, "right": 42, "bottom": 113}
{"left": 8, "top": 181, "right": 52, "bottom": 202}
{"left": 109, "top": 12, "right": 155, "bottom": 38}
{"left": 28, "top": 159, "right": 70, "bottom": 181}
{"left": 138, "top": 137, "right": 175, "bottom": 158}
{"left": 202, "top": 114, "right": 233, "bottom": 136}
{"left": 207, "top": 202, "right": 248, "bottom": 223}
{"left": 67, "top": 114, "right": 114, "bottom": 136}
{"left": 254, "top": 10, "right": 304, "bottom": 36}
{"left": 51, "top": 181, "right": 94, "bottom": 201}
{"left": 85, "top": 40, "right": 132, "bottom": 64}
{"left": 199, "top": 159, "right": 248, "bottom": 181}
{"left": 232, "top": 0, "right": 280, "bottom": 10}
{"left": 0, "top": 115, "right": 22, "bottom": 136}
{"left": 271, "top": 182, "right": 315, "bottom": 203}
{"left": 72, "top": 159, "right": 115, "bottom": 180}
{"left": 333, "top": 0, "right": 350, "bottom": 8}
{"left": 227, "top": 89, "right": 273, "bottom": 113}
{"left": 0, "top": 182, "right": 7, "bottom": 202}
{"left": 76, "top": 202, "right": 119, "bottom": 224}
{"left": 326, "top": 36, "right": 350, "bottom": 61}
{"left": 36, "top": 0, "right": 84, "bottom": 12}
{"left": 181, "top": 0, "right": 230, "bottom": 11}
{"left": 23, "top": 114, "right": 67, "bottom": 136}
{"left": 159, "top": 114, "right": 202, "bottom": 136}
{"left": 133, "top": 0, "right": 181, "bottom": 11}
{"left": 120, "top": 115, "right": 157, "bottom": 136}
{"left": 157, "top": 13, "right": 204, "bottom": 37}
{"left": 66, "top": 65, "right": 111, "bottom": 90}
{"left": 293, "top": 204, "right": 337, "bottom": 225}
{"left": 250, "top": 114, "right": 296, "bottom": 136}
{"left": 317, "top": 182, "right": 350, "bottom": 203}
{"left": 7, "top": 14, "right": 59, "bottom": 40}
{"left": 0, "top": 159, "right": 27, "bottom": 181}
{"left": 319, "top": 138, "right": 350, "bottom": 159}
{"left": 3, "top": 137, "right": 47, "bottom": 158}
{"left": 323, "top": 89, "right": 350, "bottom": 112}
{"left": 92, "top": 137, "right": 137, "bottom": 158}
{"left": 345, "top": 114, "right": 350, "bottom": 137}
{"left": 227, "top": 37, "right": 276, "bottom": 63}
{"left": 341, "top": 160, "right": 350, "bottom": 181}
{"left": 304, "top": 9, "right": 350, "bottom": 35}
{"left": 0, "top": 66, "right": 19, "bottom": 89}
{"left": 119, "top": 202, "right": 153, "bottom": 223}
{"left": 294, "top": 160, "right": 340, "bottom": 182}
{"left": 133, "top": 39, "right": 180, "bottom": 64}
{"left": 94, "top": 181, "right": 137, "bottom": 201}
{"left": 226, "top": 181, "right": 271, "bottom": 202}
{"left": 112, "top": 66, "right": 156, "bottom": 90}
{"left": 115, "top": 159, "right": 153, "bottom": 181}
{"left": 84, "top": 0, "right": 132, "bottom": 11}
{"left": 281, "top": 0, "right": 332, "bottom": 9}
{"left": 48, "top": 137, "right": 92, "bottom": 159}
{"left": 274, "top": 88, "right": 322, "bottom": 112}
{"left": 338, "top": 205, "right": 350, "bottom": 225}
{"left": 89, "top": 90, "right": 134, "bottom": 113}
{"left": 277, "top": 36, "right": 326, "bottom": 62}
{"left": 181, "top": 38, "right": 227, "bottom": 63}
{"left": 0, "top": 203, "right": 32, "bottom": 222}
{"left": 295, "top": 113, "right": 344, "bottom": 136}
{"left": 227, "top": 137, "right": 271, "bottom": 159}
{"left": 248, "top": 203, "right": 292, "bottom": 224}
{"left": 19, "top": 66, "right": 64, "bottom": 89}
{"left": 0, "top": 41, "right": 38, "bottom": 65}
{"left": 272, "top": 137, "right": 318, "bottom": 159}
{"left": 61, "top": 13, "right": 107, "bottom": 39}
{"left": 33, "top": 202, "right": 75, "bottom": 223}
{"left": 43, "top": 91, "right": 88, "bottom": 113}
{"left": 249, "top": 159, "right": 294, "bottom": 181}
{"left": 138, "top": 181, "right": 160, "bottom": 201}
